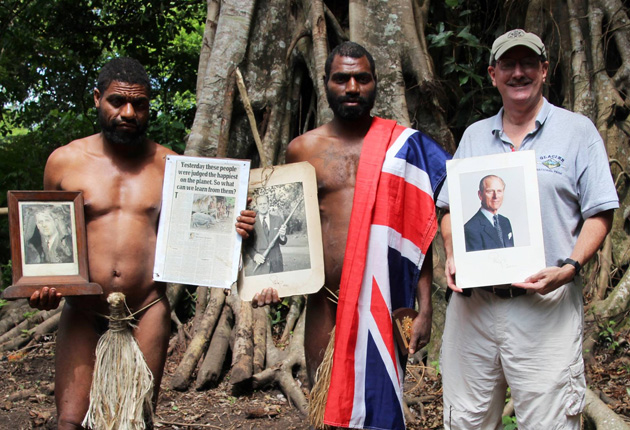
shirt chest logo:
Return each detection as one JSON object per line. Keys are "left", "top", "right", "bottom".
{"left": 542, "top": 158, "right": 561, "bottom": 169}
{"left": 538, "top": 154, "right": 566, "bottom": 175}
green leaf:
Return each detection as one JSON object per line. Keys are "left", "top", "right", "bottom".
{"left": 457, "top": 26, "right": 481, "bottom": 47}
{"left": 428, "top": 30, "right": 454, "bottom": 48}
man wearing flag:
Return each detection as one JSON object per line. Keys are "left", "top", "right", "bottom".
{"left": 437, "top": 30, "right": 618, "bottom": 429}
{"left": 254, "top": 41, "right": 449, "bottom": 429}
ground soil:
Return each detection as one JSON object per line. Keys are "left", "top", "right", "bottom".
{"left": 0, "top": 329, "right": 628, "bottom": 429}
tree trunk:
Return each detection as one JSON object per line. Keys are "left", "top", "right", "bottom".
{"left": 186, "top": 0, "right": 257, "bottom": 157}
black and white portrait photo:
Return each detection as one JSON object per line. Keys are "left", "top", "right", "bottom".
{"left": 243, "top": 182, "right": 310, "bottom": 276}
{"left": 21, "top": 203, "right": 76, "bottom": 265}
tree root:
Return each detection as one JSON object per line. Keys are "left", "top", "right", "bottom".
{"left": 193, "top": 286, "right": 209, "bottom": 335}
{"left": 584, "top": 388, "right": 630, "bottom": 430}
{"left": 26, "top": 311, "right": 61, "bottom": 346}
{"left": 196, "top": 303, "right": 234, "bottom": 390}
{"left": 588, "top": 266, "right": 630, "bottom": 321}
{"left": 596, "top": 236, "right": 613, "bottom": 301}
{"left": 0, "top": 301, "right": 31, "bottom": 335}
{"left": 0, "top": 306, "right": 62, "bottom": 352}
{"left": 170, "top": 288, "right": 225, "bottom": 391}
{"left": 251, "top": 306, "right": 308, "bottom": 415}
{"left": 167, "top": 313, "right": 190, "bottom": 357}
{"left": 280, "top": 295, "right": 304, "bottom": 345}
{"left": 307, "top": 0, "right": 332, "bottom": 125}
{"left": 166, "top": 283, "right": 187, "bottom": 310}
{"left": 7, "top": 383, "right": 54, "bottom": 402}
{"left": 252, "top": 307, "right": 267, "bottom": 374}
{"left": 229, "top": 295, "right": 254, "bottom": 385}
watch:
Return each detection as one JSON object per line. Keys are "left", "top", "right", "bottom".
{"left": 561, "top": 258, "right": 582, "bottom": 277}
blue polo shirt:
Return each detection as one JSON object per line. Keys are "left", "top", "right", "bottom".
{"left": 438, "top": 98, "right": 619, "bottom": 268}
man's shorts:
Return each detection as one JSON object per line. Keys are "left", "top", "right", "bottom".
{"left": 440, "top": 285, "right": 585, "bottom": 430}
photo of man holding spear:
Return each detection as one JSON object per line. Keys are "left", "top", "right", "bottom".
{"left": 245, "top": 193, "right": 290, "bottom": 275}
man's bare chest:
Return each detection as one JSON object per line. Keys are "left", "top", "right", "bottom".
{"left": 61, "top": 167, "right": 163, "bottom": 219}
{"left": 311, "top": 144, "right": 361, "bottom": 193}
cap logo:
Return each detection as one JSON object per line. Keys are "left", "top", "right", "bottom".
{"left": 507, "top": 30, "right": 526, "bottom": 39}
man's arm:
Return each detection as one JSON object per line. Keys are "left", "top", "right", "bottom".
{"left": 409, "top": 245, "right": 433, "bottom": 354}
{"left": 513, "top": 210, "right": 614, "bottom": 295}
{"left": 440, "top": 212, "right": 463, "bottom": 293}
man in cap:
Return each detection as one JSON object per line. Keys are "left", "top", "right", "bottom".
{"left": 437, "top": 30, "right": 618, "bottom": 429}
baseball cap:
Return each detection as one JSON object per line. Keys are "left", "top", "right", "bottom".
{"left": 490, "top": 29, "right": 546, "bottom": 65}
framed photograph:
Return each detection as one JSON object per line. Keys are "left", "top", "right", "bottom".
{"left": 2, "top": 191, "right": 102, "bottom": 299}
{"left": 237, "top": 161, "right": 325, "bottom": 301}
{"left": 446, "top": 151, "right": 546, "bottom": 288}
{"left": 153, "top": 155, "right": 250, "bottom": 288}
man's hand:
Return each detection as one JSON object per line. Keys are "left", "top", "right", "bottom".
{"left": 278, "top": 224, "right": 287, "bottom": 238}
{"left": 29, "top": 287, "right": 62, "bottom": 311}
{"left": 440, "top": 212, "right": 462, "bottom": 293}
{"left": 444, "top": 256, "right": 463, "bottom": 293}
{"left": 253, "top": 253, "right": 266, "bottom": 265}
{"left": 408, "top": 311, "right": 432, "bottom": 355}
{"left": 512, "top": 265, "right": 576, "bottom": 295}
{"left": 251, "top": 288, "right": 280, "bottom": 308}
{"left": 236, "top": 209, "right": 256, "bottom": 239}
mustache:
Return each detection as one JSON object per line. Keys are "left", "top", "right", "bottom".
{"left": 337, "top": 95, "right": 370, "bottom": 104}
{"left": 112, "top": 118, "right": 139, "bottom": 127}
{"left": 507, "top": 78, "right": 533, "bottom": 85}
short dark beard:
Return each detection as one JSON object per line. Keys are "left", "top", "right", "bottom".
{"left": 98, "top": 108, "right": 148, "bottom": 147}
{"left": 326, "top": 87, "right": 376, "bottom": 121}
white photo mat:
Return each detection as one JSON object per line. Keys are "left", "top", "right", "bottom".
{"left": 447, "top": 151, "right": 545, "bottom": 288}
{"left": 19, "top": 201, "right": 79, "bottom": 277}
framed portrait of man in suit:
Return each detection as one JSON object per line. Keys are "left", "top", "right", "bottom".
{"left": 238, "top": 162, "right": 324, "bottom": 301}
{"left": 3, "top": 191, "right": 102, "bottom": 299}
{"left": 446, "top": 151, "right": 546, "bottom": 288}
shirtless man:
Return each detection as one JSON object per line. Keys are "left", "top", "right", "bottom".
{"left": 28, "top": 58, "right": 255, "bottom": 430}
{"left": 253, "top": 42, "right": 434, "bottom": 384}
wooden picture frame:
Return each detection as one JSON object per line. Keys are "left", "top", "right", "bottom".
{"left": 2, "top": 191, "right": 102, "bottom": 299}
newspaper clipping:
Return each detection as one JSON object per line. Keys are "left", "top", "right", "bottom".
{"left": 153, "top": 155, "right": 250, "bottom": 288}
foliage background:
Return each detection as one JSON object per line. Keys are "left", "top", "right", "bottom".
{"left": 1, "top": 1, "right": 629, "bottom": 427}
{"left": 1, "top": 0, "right": 628, "bottom": 304}
{"left": 0, "top": 0, "right": 206, "bottom": 284}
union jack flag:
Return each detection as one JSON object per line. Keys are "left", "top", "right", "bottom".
{"left": 324, "top": 118, "right": 449, "bottom": 430}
